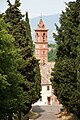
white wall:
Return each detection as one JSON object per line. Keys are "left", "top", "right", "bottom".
{"left": 34, "top": 84, "right": 54, "bottom": 105}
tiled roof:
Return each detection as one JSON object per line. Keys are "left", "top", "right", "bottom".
{"left": 40, "top": 62, "right": 55, "bottom": 85}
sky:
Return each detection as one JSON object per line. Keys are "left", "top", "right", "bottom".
{"left": 0, "top": 0, "right": 75, "bottom": 18}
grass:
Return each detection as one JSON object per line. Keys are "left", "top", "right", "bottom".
{"left": 56, "top": 108, "right": 80, "bottom": 120}
{"left": 28, "top": 110, "right": 39, "bottom": 119}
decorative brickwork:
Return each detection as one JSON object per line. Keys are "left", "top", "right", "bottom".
{"left": 34, "top": 18, "right": 48, "bottom": 64}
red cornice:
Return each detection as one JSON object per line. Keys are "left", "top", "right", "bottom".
{"left": 34, "top": 29, "right": 48, "bottom": 31}
{"left": 35, "top": 48, "right": 48, "bottom": 50}
{"left": 35, "top": 42, "right": 48, "bottom": 44}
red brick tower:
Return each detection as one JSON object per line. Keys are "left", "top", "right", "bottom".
{"left": 34, "top": 18, "right": 48, "bottom": 64}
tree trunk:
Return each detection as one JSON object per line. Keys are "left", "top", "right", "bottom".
{"left": 18, "top": 112, "right": 21, "bottom": 120}
{"left": 8, "top": 114, "right": 13, "bottom": 120}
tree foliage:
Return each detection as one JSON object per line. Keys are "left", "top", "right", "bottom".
{"left": 0, "top": 18, "right": 28, "bottom": 119}
{"left": 51, "top": 0, "right": 80, "bottom": 118}
{"left": 4, "top": 0, "right": 41, "bottom": 117}
{"left": 48, "top": 44, "right": 57, "bottom": 62}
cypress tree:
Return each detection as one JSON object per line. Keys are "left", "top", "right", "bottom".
{"left": 51, "top": 1, "right": 80, "bottom": 118}
{"left": 4, "top": 0, "right": 41, "bottom": 117}
{"left": 0, "top": 18, "right": 27, "bottom": 120}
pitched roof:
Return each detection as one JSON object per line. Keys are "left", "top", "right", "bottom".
{"left": 40, "top": 62, "right": 55, "bottom": 85}
{"left": 37, "top": 18, "right": 46, "bottom": 30}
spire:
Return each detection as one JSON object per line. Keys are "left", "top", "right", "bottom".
{"left": 40, "top": 13, "right": 42, "bottom": 19}
{"left": 37, "top": 16, "right": 46, "bottom": 29}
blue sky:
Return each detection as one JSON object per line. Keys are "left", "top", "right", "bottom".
{"left": 0, "top": 0, "right": 75, "bottom": 18}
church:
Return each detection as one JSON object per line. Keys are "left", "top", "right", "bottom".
{"left": 34, "top": 17, "right": 58, "bottom": 105}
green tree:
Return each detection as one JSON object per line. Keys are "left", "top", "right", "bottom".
{"left": 51, "top": 0, "right": 80, "bottom": 118}
{"left": 0, "top": 18, "right": 28, "bottom": 120}
{"left": 4, "top": 0, "right": 41, "bottom": 118}
{"left": 48, "top": 44, "right": 57, "bottom": 62}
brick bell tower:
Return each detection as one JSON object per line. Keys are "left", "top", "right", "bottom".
{"left": 34, "top": 17, "right": 48, "bottom": 64}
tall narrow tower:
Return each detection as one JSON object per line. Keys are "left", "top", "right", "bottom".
{"left": 34, "top": 18, "right": 48, "bottom": 64}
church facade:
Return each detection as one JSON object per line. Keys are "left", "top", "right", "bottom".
{"left": 34, "top": 18, "right": 58, "bottom": 105}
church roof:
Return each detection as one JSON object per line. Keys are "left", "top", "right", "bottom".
{"left": 37, "top": 18, "right": 46, "bottom": 30}
{"left": 40, "top": 62, "right": 55, "bottom": 85}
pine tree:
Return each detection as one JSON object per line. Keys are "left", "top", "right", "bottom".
{"left": 51, "top": 1, "right": 80, "bottom": 118}
{"left": 4, "top": 0, "right": 41, "bottom": 117}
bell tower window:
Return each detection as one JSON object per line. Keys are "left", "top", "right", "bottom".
{"left": 36, "top": 50, "right": 38, "bottom": 55}
{"left": 43, "top": 51, "right": 45, "bottom": 55}
{"left": 36, "top": 33, "right": 38, "bottom": 36}
{"left": 43, "top": 33, "right": 45, "bottom": 42}
{"left": 36, "top": 33, "right": 39, "bottom": 41}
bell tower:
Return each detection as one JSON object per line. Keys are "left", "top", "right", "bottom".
{"left": 34, "top": 18, "right": 48, "bottom": 64}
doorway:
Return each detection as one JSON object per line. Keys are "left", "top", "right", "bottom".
{"left": 47, "top": 97, "right": 51, "bottom": 105}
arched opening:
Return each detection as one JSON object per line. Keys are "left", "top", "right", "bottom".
{"left": 43, "top": 33, "right": 45, "bottom": 42}
{"left": 43, "top": 51, "right": 45, "bottom": 55}
{"left": 36, "top": 33, "right": 39, "bottom": 41}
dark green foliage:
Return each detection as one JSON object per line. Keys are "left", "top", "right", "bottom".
{"left": 25, "top": 12, "right": 32, "bottom": 43}
{"left": 4, "top": 0, "right": 41, "bottom": 117}
{"left": 48, "top": 43, "right": 57, "bottom": 48}
{"left": 0, "top": 18, "right": 27, "bottom": 119}
{"left": 76, "top": 0, "right": 80, "bottom": 2}
{"left": 51, "top": 1, "right": 80, "bottom": 118}
{"left": 48, "top": 44, "right": 57, "bottom": 62}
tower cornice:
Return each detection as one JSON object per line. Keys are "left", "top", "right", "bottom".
{"left": 34, "top": 29, "right": 48, "bottom": 31}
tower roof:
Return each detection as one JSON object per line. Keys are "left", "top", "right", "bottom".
{"left": 37, "top": 18, "right": 46, "bottom": 30}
